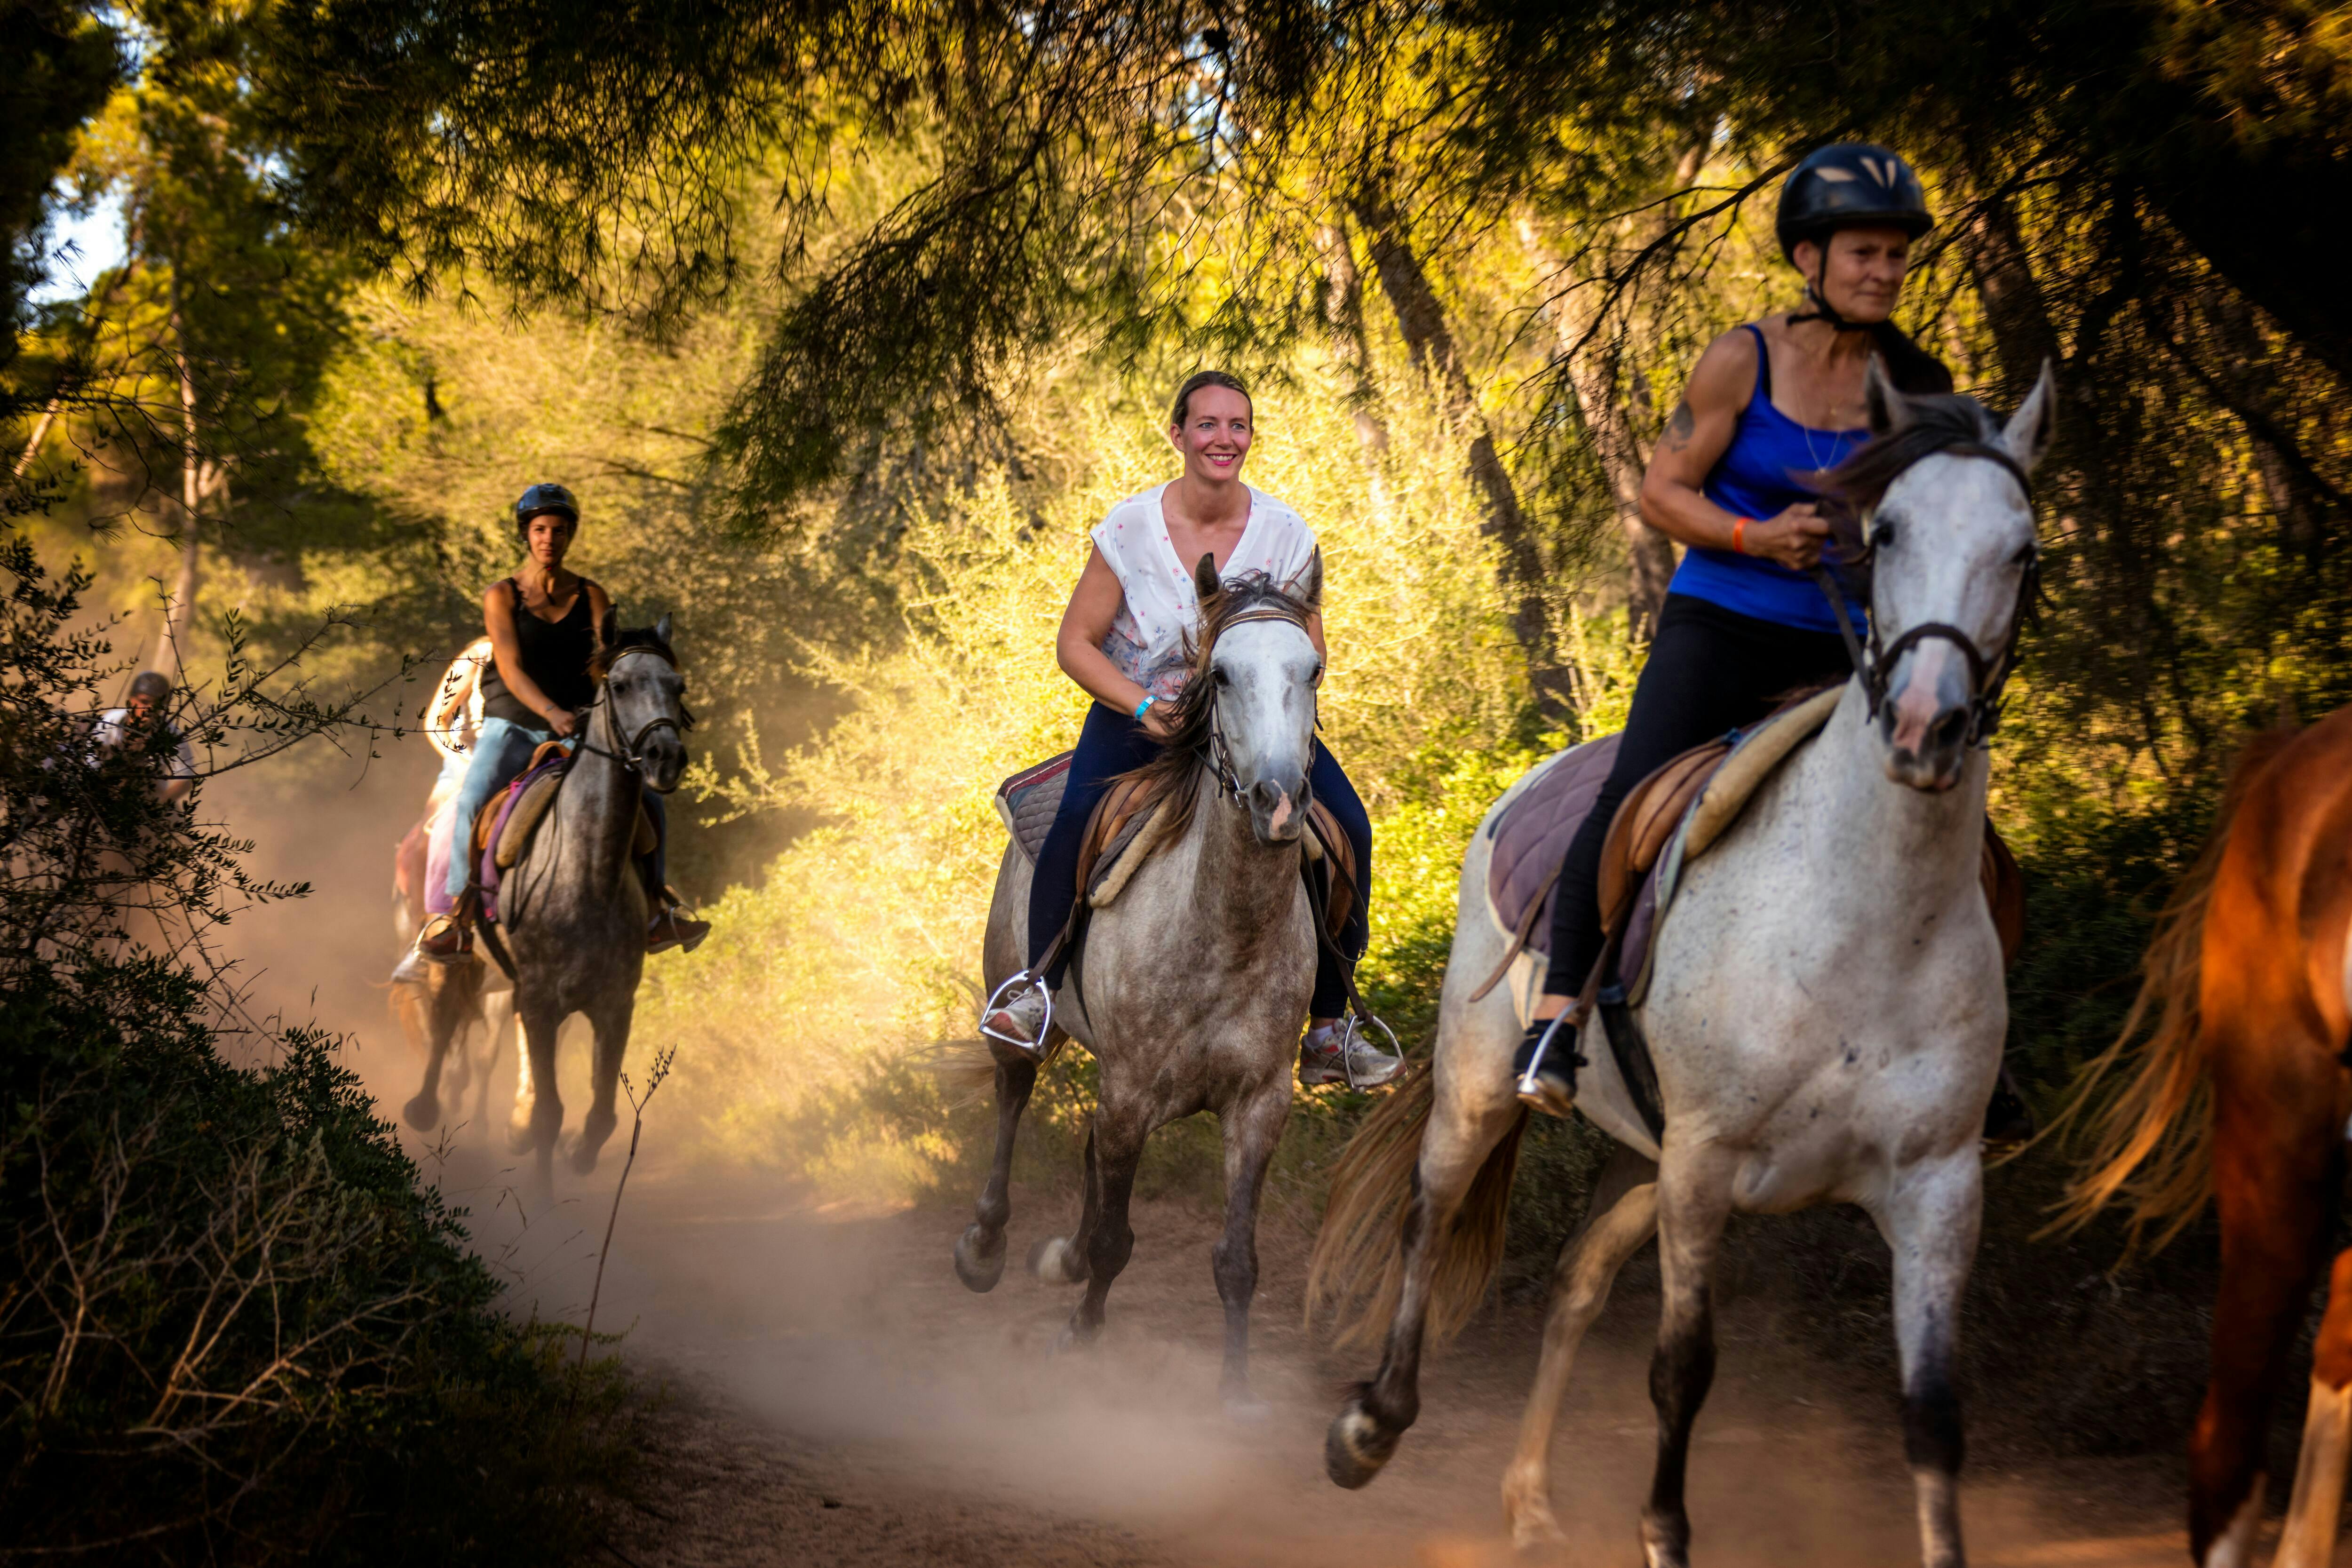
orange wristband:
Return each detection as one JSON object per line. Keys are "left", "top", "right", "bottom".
{"left": 1732, "top": 517, "right": 1751, "bottom": 555}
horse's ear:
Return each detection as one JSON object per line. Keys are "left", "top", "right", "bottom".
{"left": 597, "top": 607, "right": 618, "bottom": 650}
{"left": 1864, "top": 354, "right": 1912, "bottom": 437}
{"left": 1295, "top": 548, "right": 1323, "bottom": 611}
{"left": 2001, "top": 359, "right": 2057, "bottom": 475}
{"left": 654, "top": 611, "right": 674, "bottom": 645}
{"left": 1193, "top": 552, "right": 1220, "bottom": 602}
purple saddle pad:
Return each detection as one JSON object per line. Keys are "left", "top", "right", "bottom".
{"left": 1483, "top": 732, "right": 1664, "bottom": 994}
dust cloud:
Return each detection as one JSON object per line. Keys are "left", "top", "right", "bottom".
{"left": 202, "top": 732, "right": 2192, "bottom": 1568}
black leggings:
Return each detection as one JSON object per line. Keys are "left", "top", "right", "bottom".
{"left": 1542, "top": 593, "right": 1851, "bottom": 996}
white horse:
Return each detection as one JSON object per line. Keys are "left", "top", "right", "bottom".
{"left": 1310, "top": 360, "right": 2054, "bottom": 1568}
{"left": 953, "top": 565, "right": 1325, "bottom": 1416}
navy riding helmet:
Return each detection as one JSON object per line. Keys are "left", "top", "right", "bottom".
{"left": 513, "top": 482, "right": 580, "bottom": 529}
{"left": 1774, "top": 143, "right": 1933, "bottom": 260}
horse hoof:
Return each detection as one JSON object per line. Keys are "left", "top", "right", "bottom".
{"left": 1028, "top": 1235, "right": 1088, "bottom": 1284}
{"left": 1324, "top": 1398, "right": 1398, "bottom": 1490}
{"left": 1051, "top": 1320, "right": 1098, "bottom": 1357}
{"left": 570, "top": 1141, "right": 603, "bottom": 1175}
{"left": 505, "top": 1121, "right": 535, "bottom": 1156}
{"left": 1639, "top": 1512, "right": 1690, "bottom": 1568}
{"left": 403, "top": 1094, "right": 441, "bottom": 1132}
{"left": 954, "top": 1225, "right": 1007, "bottom": 1293}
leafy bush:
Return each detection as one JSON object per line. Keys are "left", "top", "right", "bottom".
{"left": 0, "top": 533, "right": 641, "bottom": 1563}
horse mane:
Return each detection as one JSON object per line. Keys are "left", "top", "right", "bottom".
{"left": 1115, "top": 571, "right": 1318, "bottom": 847}
{"left": 588, "top": 624, "right": 678, "bottom": 681}
{"left": 1808, "top": 391, "right": 2009, "bottom": 593}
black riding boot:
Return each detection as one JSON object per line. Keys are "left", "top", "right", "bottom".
{"left": 1513, "top": 1014, "right": 1582, "bottom": 1119}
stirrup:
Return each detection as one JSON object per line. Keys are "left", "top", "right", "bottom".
{"left": 979, "top": 971, "right": 1053, "bottom": 1060}
{"left": 1515, "top": 1011, "right": 1580, "bottom": 1106}
{"left": 1333, "top": 1011, "right": 1403, "bottom": 1090}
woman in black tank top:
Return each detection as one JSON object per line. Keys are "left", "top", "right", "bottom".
{"left": 408, "top": 483, "right": 708, "bottom": 963}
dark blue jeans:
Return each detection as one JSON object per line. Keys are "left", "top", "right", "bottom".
{"left": 1027, "top": 702, "right": 1372, "bottom": 1018}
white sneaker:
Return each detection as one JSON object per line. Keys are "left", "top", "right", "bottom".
{"left": 1299, "top": 1020, "right": 1405, "bottom": 1088}
{"left": 980, "top": 982, "right": 1049, "bottom": 1057}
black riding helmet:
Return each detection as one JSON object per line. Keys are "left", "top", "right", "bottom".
{"left": 1774, "top": 143, "right": 1933, "bottom": 260}
{"left": 513, "top": 482, "right": 580, "bottom": 530}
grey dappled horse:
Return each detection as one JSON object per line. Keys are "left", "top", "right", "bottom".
{"left": 956, "top": 566, "right": 1324, "bottom": 1416}
{"left": 403, "top": 615, "right": 688, "bottom": 1189}
{"left": 1311, "top": 362, "right": 2055, "bottom": 1568}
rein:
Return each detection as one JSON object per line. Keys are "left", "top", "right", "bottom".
{"left": 572, "top": 645, "right": 691, "bottom": 789}
{"left": 1812, "top": 440, "right": 2040, "bottom": 747}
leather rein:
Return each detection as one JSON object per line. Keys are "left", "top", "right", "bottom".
{"left": 1810, "top": 440, "right": 2041, "bottom": 748}
{"left": 572, "top": 645, "right": 692, "bottom": 790}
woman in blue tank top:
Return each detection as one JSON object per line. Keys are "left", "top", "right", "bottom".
{"left": 1516, "top": 143, "right": 1958, "bottom": 1114}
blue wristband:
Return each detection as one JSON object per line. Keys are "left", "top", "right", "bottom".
{"left": 1132, "top": 695, "right": 1154, "bottom": 721}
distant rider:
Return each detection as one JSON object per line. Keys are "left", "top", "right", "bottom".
{"left": 980, "top": 371, "right": 1402, "bottom": 1089}
{"left": 398, "top": 483, "right": 707, "bottom": 975}
{"left": 91, "top": 669, "right": 196, "bottom": 803}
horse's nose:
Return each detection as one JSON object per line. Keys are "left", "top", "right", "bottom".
{"left": 1883, "top": 645, "right": 1972, "bottom": 791}
{"left": 1250, "top": 777, "right": 1306, "bottom": 841}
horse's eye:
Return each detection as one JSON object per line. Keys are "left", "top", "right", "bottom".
{"left": 2011, "top": 542, "right": 2038, "bottom": 567}
{"left": 1213, "top": 666, "right": 1232, "bottom": 688}
{"left": 1870, "top": 518, "right": 1897, "bottom": 549}
{"left": 1311, "top": 662, "right": 1325, "bottom": 685}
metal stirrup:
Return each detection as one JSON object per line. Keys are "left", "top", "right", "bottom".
{"left": 1515, "top": 1011, "right": 1577, "bottom": 1101}
{"left": 979, "top": 970, "right": 1053, "bottom": 1059}
{"left": 1335, "top": 1011, "right": 1402, "bottom": 1090}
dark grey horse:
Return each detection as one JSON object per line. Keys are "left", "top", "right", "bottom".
{"left": 403, "top": 614, "right": 688, "bottom": 1188}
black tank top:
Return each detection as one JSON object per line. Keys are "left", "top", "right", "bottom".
{"left": 480, "top": 577, "right": 598, "bottom": 726}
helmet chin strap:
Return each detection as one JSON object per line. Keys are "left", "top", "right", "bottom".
{"left": 1789, "top": 253, "right": 1868, "bottom": 334}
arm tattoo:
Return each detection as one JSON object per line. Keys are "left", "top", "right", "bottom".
{"left": 1663, "top": 400, "right": 1695, "bottom": 449}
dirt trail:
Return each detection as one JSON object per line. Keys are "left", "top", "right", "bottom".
{"left": 406, "top": 1138, "right": 2189, "bottom": 1568}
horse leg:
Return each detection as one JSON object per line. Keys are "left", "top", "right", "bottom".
{"left": 2190, "top": 1053, "right": 2336, "bottom": 1568}
{"left": 2277, "top": 1245, "right": 2352, "bottom": 1568}
{"left": 1061, "top": 1105, "right": 1147, "bottom": 1350}
{"left": 1876, "top": 1155, "right": 1984, "bottom": 1568}
{"left": 517, "top": 998, "right": 564, "bottom": 1189}
{"left": 1030, "top": 1121, "right": 1098, "bottom": 1285}
{"left": 506, "top": 1014, "right": 538, "bottom": 1155}
{"left": 955, "top": 1055, "right": 1038, "bottom": 1292}
{"left": 473, "top": 989, "right": 510, "bottom": 1137}
{"left": 572, "top": 994, "right": 635, "bottom": 1174}
{"left": 403, "top": 962, "right": 475, "bottom": 1130}
{"left": 1327, "top": 1059, "right": 1523, "bottom": 1488}
{"left": 1211, "top": 1082, "right": 1292, "bottom": 1419}
{"left": 1639, "top": 1148, "right": 1733, "bottom": 1568}
{"left": 1502, "top": 1144, "right": 1660, "bottom": 1549}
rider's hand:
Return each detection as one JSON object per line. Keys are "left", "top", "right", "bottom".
{"left": 544, "top": 707, "right": 578, "bottom": 739}
{"left": 1750, "top": 503, "right": 1831, "bottom": 572}
{"left": 1139, "top": 700, "right": 1177, "bottom": 741}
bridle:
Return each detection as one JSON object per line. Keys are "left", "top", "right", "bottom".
{"left": 1200, "top": 605, "right": 1319, "bottom": 800}
{"left": 573, "top": 644, "right": 692, "bottom": 789}
{"left": 1812, "top": 440, "right": 2040, "bottom": 748}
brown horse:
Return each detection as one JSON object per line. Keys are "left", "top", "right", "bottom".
{"left": 2058, "top": 708, "right": 2352, "bottom": 1568}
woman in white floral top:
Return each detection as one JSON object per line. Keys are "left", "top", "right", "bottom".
{"left": 982, "top": 371, "right": 1398, "bottom": 1088}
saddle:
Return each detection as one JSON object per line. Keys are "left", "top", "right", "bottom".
{"left": 457, "top": 755, "right": 659, "bottom": 925}
{"left": 1478, "top": 684, "right": 2024, "bottom": 1008}
{"left": 995, "top": 754, "right": 1357, "bottom": 941}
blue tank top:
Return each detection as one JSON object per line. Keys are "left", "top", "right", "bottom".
{"left": 1667, "top": 324, "right": 1867, "bottom": 632}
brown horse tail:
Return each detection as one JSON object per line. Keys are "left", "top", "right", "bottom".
{"left": 2045, "top": 730, "right": 2297, "bottom": 1252}
{"left": 1306, "top": 1060, "right": 1528, "bottom": 1353}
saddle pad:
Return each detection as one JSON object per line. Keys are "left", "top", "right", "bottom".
{"left": 997, "top": 752, "right": 1073, "bottom": 866}
{"left": 1484, "top": 734, "right": 1622, "bottom": 958}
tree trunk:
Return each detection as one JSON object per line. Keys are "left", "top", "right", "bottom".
{"left": 159, "top": 266, "right": 201, "bottom": 683}
{"left": 1317, "top": 215, "right": 1390, "bottom": 456}
{"left": 1515, "top": 217, "right": 1678, "bottom": 641}
{"left": 1959, "top": 193, "right": 2060, "bottom": 406}
{"left": 1348, "top": 191, "right": 1565, "bottom": 716}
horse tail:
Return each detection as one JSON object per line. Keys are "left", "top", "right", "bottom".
{"left": 2045, "top": 729, "right": 2297, "bottom": 1252}
{"left": 923, "top": 1033, "right": 1062, "bottom": 1110}
{"left": 1307, "top": 1060, "right": 1528, "bottom": 1353}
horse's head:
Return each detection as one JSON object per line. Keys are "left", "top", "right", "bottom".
{"left": 1145, "top": 556, "right": 1319, "bottom": 846}
{"left": 592, "top": 610, "right": 689, "bottom": 794}
{"left": 1822, "top": 359, "right": 2055, "bottom": 793}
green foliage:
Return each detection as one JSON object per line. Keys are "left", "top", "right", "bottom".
{"left": 0, "top": 532, "right": 642, "bottom": 1564}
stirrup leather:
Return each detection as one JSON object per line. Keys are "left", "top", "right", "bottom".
{"left": 979, "top": 971, "right": 1053, "bottom": 1059}
{"left": 1331, "top": 1011, "right": 1402, "bottom": 1090}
